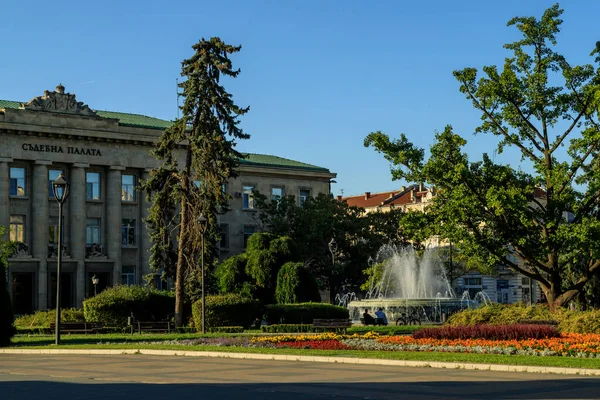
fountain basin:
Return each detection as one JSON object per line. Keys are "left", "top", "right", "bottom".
{"left": 348, "top": 298, "right": 475, "bottom": 324}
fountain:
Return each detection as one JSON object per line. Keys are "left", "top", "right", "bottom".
{"left": 348, "top": 245, "right": 475, "bottom": 324}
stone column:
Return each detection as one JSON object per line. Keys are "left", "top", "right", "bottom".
{"left": 107, "top": 166, "right": 124, "bottom": 285}
{"left": 139, "top": 170, "right": 151, "bottom": 285}
{"left": 70, "top": 163, "right": 88, "bottom": 306}
{"left": 33, "top": 160, "right": 51, "bottom": 310}
{"left": 0, "top": 157, "right": 12, "bottom": 242}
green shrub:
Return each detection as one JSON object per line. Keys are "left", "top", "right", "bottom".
{"left": 83, "top": 285, "right": 174, "bottom": 327}
{"left": 14, "top": 308, "right": 85, "bottom": 328}
{"left": 264, "top": 303, "right": 348, "bottom": 324}
{"left": 261, "top": 324, "right": 315, "bottom": 333}
{"left": 446, "top": 304, "right": 600, "bottom": 334}
{"left": 214, "top": 254, "right": 250, "bottom": 295}
{"left": 208, "top": 326, "right": 244, "bottom": 333}
{"left": 558, "top": 309, "right": 600, "bottom": 334}
{"left": 275, "top": 262, "right": 320, "bottom": 304}
{"left": 447, "top": 303, "right": 555, "bottom": 326}
{"left": 192, "top": 294, "right": 260, "bottom": 330}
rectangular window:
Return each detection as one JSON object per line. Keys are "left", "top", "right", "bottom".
{"left": 121, "top": 219, "right": 136, "bottom": 247}
{"left": 49, "top": 216, "right": 60, "bottom": 244}
{"left": 521, "top": 277, "right": 530, "bottom": 285}
{"left": 86, "top": 218, "right": 101, "bottom": 246}
{"left": 121, "top": 266, "right": 136, "bottom": 286}
{"left": 243, "top": 185, "right": 255, "bottom": 209}
{"left": 271, "top": 187, "right": 283, "bottom": 202}
{"left": 86, "top": 172, "right": 101, "bottom": 200}
{"left": 299, "top": 189, "right": 311, "bottom": 207}
{"left": 465, "top": 277, "right": 482, "bottom": 286}
{"left": 9, "top": 167, "right": 26, "bottom": 196}
{"left": 121, "top": 175, "right": 136, "bottom": 202}
{"left": 48, "top": 169, "right": 63, "bottom": 198}
{"left": 243, "top": 225, "right": 256, "bottom": 248}
{"left": 9, "top": 215, "right": 25, "bottom": 242}
{"left": 219, "top": 224, "right": 229, "bottom": 249}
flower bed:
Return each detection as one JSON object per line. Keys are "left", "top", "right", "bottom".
{"left": 413, "top": 324, "right": 560, "bottom": 340}
{"left": 344, "top": 333, "right": 600, "bottom": 358}
{"left": 121, "top": 330, "right": 600, "bottom": 358}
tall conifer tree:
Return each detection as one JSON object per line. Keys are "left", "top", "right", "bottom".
{"left": 143, "top": 38, "right": 249, "bottom": 326}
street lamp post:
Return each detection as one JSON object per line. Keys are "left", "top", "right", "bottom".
{"left": 328, "top": 238, "right": 337, "bottom": 304}
{"left": 52, "top": 173, "right": 69, "bottom": 345}
{"left": 91, "top": 274, "right": 99, "bottom": 296}
{"left": 198, "top": 214, "right": 208, "bottom": 334}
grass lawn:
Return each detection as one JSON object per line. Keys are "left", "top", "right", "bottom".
{"left": 8, "top": 333, "right": 600, "bottom": 370}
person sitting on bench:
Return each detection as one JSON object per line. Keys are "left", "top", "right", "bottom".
{"left": 362, "top": 309, "right": 377, "bottom": 325}
{"left": 375, "top": 308, "right": 388, "bottom": 326}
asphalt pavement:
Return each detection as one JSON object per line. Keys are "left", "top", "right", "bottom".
{"left": 2, "top": 354, "right": 600, "bottom": 399}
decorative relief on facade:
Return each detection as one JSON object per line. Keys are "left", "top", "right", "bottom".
{"left": 11, "top": 242, "right": 32, "bottom": 259}
{"left": 86, "top": 243, "right": 107, "bottom": 260}
{"left": 48, "top": 244, "right": 70, "bottom": 260}
{"left": 20, "top": 84, "right": 97, "bottom": 116}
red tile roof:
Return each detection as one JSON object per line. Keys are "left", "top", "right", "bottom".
{"left": 342, "top": 185, "right": 429, "bottom": 208}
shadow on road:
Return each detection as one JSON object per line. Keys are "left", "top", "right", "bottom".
{"left": 2, "top": 378, "right": 600, "bottom": 400}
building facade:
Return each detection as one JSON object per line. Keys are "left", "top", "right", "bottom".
{"left": 1, "top": 85, "right": 335, "bottom": 314}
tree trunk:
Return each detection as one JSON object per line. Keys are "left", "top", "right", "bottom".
{"left": 174, "top": 148, "right": 193, "bottom": 328}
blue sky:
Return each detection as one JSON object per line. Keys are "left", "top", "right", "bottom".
{"left": 1, "top": 1, "right": 598, "bottom": 197}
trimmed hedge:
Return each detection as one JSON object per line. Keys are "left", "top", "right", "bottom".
{"left": 83, "top": 285, "right": 174, "bottom": 327}
{"left": 14, "top": 308, "right": 85, "bottom": 328}
{"left": 208, "top": 326, "right": 244, "bottom": 333}
{"left": 261, "top": 324, "right": 315, "bottom": 333}
{"left": 192, "top": 294, "right": 260, "bottom": 330}
{"left": 414, "top": 323, "right": 560, "bottom": 340}
{"left": 264, "top": 303, "right": 349, "bottom": 325}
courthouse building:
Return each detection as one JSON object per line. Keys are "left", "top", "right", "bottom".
{"left": 0, "top": 85, "right": 336, "bottom": 314}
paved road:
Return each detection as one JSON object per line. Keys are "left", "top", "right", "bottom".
{"left": 2, "top": 354, "right": 600, "bottom": 399}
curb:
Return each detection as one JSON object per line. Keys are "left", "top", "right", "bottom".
{"left": 2, "top": 348, "right": 599, "bottom": 376}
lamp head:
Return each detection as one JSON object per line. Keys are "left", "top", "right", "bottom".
{"left": 52, "top": 173, "right": 70, "bottom": 203}
{"left": 328, "top": 238, "right": 338, "bottom": 253}
{"left": 91, "top": 274, "right": 99, "bottom": 285}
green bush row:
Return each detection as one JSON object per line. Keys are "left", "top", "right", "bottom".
{"left": 192, "top": 294, "right": 260, "bottom": 330}
{"left": 83, "top": 285, "right": 175, "bottom": 327}
{"left": 207, "top": 326, "right": 245, "bottom": 333}
{"left": 14, "top": 308, "right": 85, "bottom": 328}
{"left": 264, "top": 303, "right": 349, "bottom": 324}
{"left": 261, "top": 324, "right": 315, "bottom": 333}
{"left": 447, "top": 303, "right": 600, "bottom": 333}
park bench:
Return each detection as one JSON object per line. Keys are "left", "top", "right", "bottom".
{"left": 49, "top": 322, "right": 103, "bottom": 334}
{"left": 312, "top": 318, "right": 352, "bottom": 333}
{"left": 136, "top": 321, "right": 174, "bottom": 334}
{"left": 360, "top": 318, "right": 386, "bottom": 326}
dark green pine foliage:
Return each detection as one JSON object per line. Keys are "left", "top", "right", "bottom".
{"left": 0, "top": 229, "right": 16, "bottom": 346}
{"left": 143, "top": 38, "right": 249, "bottom": 326}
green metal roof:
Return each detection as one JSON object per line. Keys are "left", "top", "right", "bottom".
{"left": 0, "top": 99, "right": 331, "bottom": 173}
{"left": 240, "top": 153, "right": 330, "bottom": 172}
{"left": 0, "top": 99, "right": 172, "bottom": 130}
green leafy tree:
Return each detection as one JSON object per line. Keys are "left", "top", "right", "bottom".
{"left": 365, "top": 5, "right": 600, "bottom": 310}
{"left": 213, "top": 234, "right": 296, "bottom": 304}
{"left": 252, "top": 191, "right": 412, "bottom": 301}
{"left": 275, "top": 262, "right": 321, "bottom": 304}
{"left": 0, "top": 228, "right": 16, "bottom": 346}
{"left": 143, "top": 37, "right": 249, "bottom": 326}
